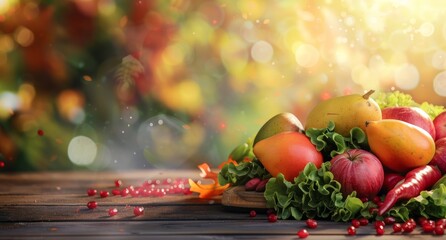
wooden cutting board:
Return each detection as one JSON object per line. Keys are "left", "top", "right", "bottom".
{"left": 221, "top": 186, "right": 267, "bottom": 209}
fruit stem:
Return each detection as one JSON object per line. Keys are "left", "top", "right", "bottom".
{"left": 362, "top": 90, "right": 375, "bottom": 100}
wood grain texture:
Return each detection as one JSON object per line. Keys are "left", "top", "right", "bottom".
{"left": 0, "top": 171, "right": 439, "bottom": 239}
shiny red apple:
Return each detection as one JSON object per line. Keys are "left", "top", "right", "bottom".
{"left": 434, "top": 111, "right": 446, "bottom": 140}
{"left": 381, "top": 106, "right": 435, "bottom": 140}
{"left": 430, "top": 138, "right": 446, "bottom": 174}
{"left": 330, "top": 149, "right": 384, "bottom": 199}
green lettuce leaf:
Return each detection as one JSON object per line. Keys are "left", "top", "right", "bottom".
{"left": 218, "top": 158, "right": 271, "bottom": 186}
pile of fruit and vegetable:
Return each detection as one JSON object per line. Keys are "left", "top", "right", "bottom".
{"left": 188, "top": 90, "right": 446, "bottom": 234}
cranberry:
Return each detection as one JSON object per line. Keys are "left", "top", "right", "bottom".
{"left": 267, "top": 214, "right": 278, "bottom": 223}
{"left": 87, "top": 201, "right": 97, "bottom": 209}
{"left": 87, "top": 189, "right": 97, "bottom": 196}
{"left": 375, "top": 225, "right": 384, "bottom": 235}
{"left": 108, "top": 208, "right": 118, "bottom": 216}
{"left": 359, "top": 218, "right": 369, "bottom": 226}
{"left": 306, "top": 219, "right": 318, "bottom": 229}
{"left": 351, "top": 219, "right": 360, "bottom": 228}
{"left": 384, "top": 216, "right": 396, "bottom": 225}
{"left": 121, "top": 188, "right": 130, "bottom": 197}
{"left": 100, "top": 191, "right": 109, "bottom": 198}
{"left": 402, "top": 222, "right": 414, "bottom": 233}
{"left": 297, "top": 229, "right": 309, "bottom": 238}
{"left": 249, "top": 210, "right": 256, "bottom": 217}
{"left": 422, "top": 222, "right": 435, "bottom": 233}
{"left": 133, "top": 206, "right": 144, "bottom": 216}
{"left": 347, "top": 226, "right": 356, "bottom": 236}
{"left": 114, "top": 179, "right": 123, "bottom": 187}
{"left": 111, "top": 189, "right": 121, "bottom": 196}
{"left": 435, "top": 225, "right": 445, "bottom": 235}
{"left": 393, "top": 223, "right": 402, "bottom": 233}
{"left": 437, "top": 218, "right": 446, "bottom": 227}
{"left": 407, "top": 218, "right": 416, "bottom": 226}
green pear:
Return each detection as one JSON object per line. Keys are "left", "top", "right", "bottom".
{"left": 253, "top": 112, "right": 304, "bottom": 146}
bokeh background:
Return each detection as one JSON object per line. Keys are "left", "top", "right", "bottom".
{"left": 1, "top": 0, "right": 446, "bottom": 171}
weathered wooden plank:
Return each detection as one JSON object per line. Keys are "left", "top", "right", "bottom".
{"left": 0, "top": 221, "right": 432, "bottom": 238}
{"left": 222, "top": 186, "right": 267, "bottom": 209}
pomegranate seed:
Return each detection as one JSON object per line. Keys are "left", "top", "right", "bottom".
{"left": 111, "top": 189, "right": 121, "bottom": 196}
{"left": 359, "top": 218, "right": 369, "bottom": 226}
{"left": 249, "top": 210, "right": 256, "bottom": 217}
{"left": 407, "top": 218, "right": 416, "bottom": 226}
{"left": 108, "top": 208, "right": 118, "bottom": 216}
{"left": 267, "top": 214, "right": 278, "bottom": 223}
{"left": 133, "top": 206, "right": 144, "bottom": 216}
{"left": 393, "top": 223, "right": 402, "bottom": 233}
{"left": 437, "top": 218, "right": 446, "bottom": 227}
{"left": 384, "top": 216, "right": 396, "bottom": 225}
{"left": 87, "top": 189, "right": 97, "bottom": 196}
{"left": 130, "top": 189, "right": 140, "bottom": 197}
{"left": 374, "top": 220, "right": 385, "bottom": 228}
{"left": 376, "top": 225, "right": 384, "bottom": 235}
{"left": 435, "top": 225, "right": 445, "bottom": 235}
{"left": 347, "top": 226, "right": 356, "bottom": 236}
{"left": 100, "top": 191, "right": 109, "bottom": 198}
{"left": 87, "top": 201, "right": 97, "bottom": 209}
{"left": 297, "top": 229, "right": 309, "bottom": 238}
{"left": 306, "top": 219, "right": 318, "bottom": 229}
{"left": 114, "top": 179, "right": 122, "bottom": 187}
{"left": 121, "top": 188, "right": 130, "bottom": 197}
{"left": 402, "top": 222, "right": 414, "bottom": 233}
{"left": 351, "top": 219, "right": 360, "bottom": 228}
{"left": 37, "top": 129, "right": 44, "bottom": 136}
{"left": 423, "top": 222, "right": 435, "bottom": 233}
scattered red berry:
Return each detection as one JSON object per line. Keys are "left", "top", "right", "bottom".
{"left": 267, "top": 213, "right": 278, "bottom": 223}
{"left": 435, "top": 225, "right": 445, "bottom": 235}
{"left": 111, "top": 189, "right": 121, "bottom": 196}
{"left": 351, "top": 219, "right": 360, "bottom": 228}
{"left": 249, "top": 210, "right": 256, "bottom": 217}
{"left": 133, "top": 206, "right": 144, "bottom": 216}
{"left": 359, "top": 217, "right": 369, "bottom": 226}
{"left": 0, "top": 161, "right": 4, "bottom": 168}
{"left": 375, "top": 225, "right": 384, "bottom": 235}
{"left": 374, "top": 220, "right": 385, "bottom": 228}
{"left": 422, "top": 221, "right": 435, "bottom": 233}
{"left": 306, "top": 219, "right": 318, "bottom": 229}
{"left": 87, "top": 201, "right": 98, "bottom": 209}
{"left": 402, "top": 222, "right": 414, "bottom": 233}
{"left": 87, "top": 189, "right": 97, "bottom": 196}
{"left": 37, "top": 129, "right": 44, "bottom": 136}
{"left": 121, "top": 188, "right": 130, "bottom": 197}
{"left": 100, "top": 191, "right": 109, "bottom": 198}
{"left": 393, "top": 223, "right": 402, "bottom": 233}
{"left": 108, "top": 208, "right": 118, "bottom": 216}
{"left": 114, "top": 179, "right": 122, "bottom": 187}
{"left": 297, "top": 229, "right": 309, "bottom": 238}
{"left": 384, "top": 216, "right": 396, "bottom": 225}
{"left": 437, "top": 218, "right": 446, "bottom": 227}
{"left": 347, "top": 226, "right": 356, "bottom": 236}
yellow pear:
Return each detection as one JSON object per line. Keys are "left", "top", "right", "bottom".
{"left": 305, "top": 90, "right": 381, "bottom": 136}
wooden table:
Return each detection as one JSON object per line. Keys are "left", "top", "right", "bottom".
{"left": 0, "top": 170, "right": 441, "bottom": 239}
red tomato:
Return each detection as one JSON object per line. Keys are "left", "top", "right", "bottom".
{"left": 253, "top": 131, "right": 323, "bottom": 181}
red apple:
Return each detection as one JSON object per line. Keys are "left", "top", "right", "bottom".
{"left": 330, "top": 149, "right": 384, "bottom": 199}
{"left": 434, "top": 111, "right": 446, "bottom": 140}
{"left": 430, "top": 138, "right": 446, "bottom": 174}
{"left": 381, "top": 106, "right": 435, "bottom": 140}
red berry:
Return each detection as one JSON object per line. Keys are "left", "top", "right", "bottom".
{"left": 437, "top": 218, "right": 446, "bottom": 227}
{"left": 114, "top": 179, "right": 122, "bottom": 187}
{"left": 249, "top": 210, "right": 256, "bottom": 217}
{"left": 121, "top": 188, "right": 130, "bottom": 197}
{"left": 351, "top": 219, "right": 360, "bottom": 228}
{"left": 435, "top": 225, "right": 445, "bottom": 235}
{"left": 297, "top": 229, "right": 309, "bottom": 238}
{"left": 418, "top": 216, "right": 428, "bottom": 225}
{"left": 423, "top": 222, "right": 435, "bottom": 233}
{"left": 376, "top": 225, "right": 384, "bottom": 235}
{"left": 347, "top": 226, "right": 356, "bottom": 236}
{"left": 402, "top": 222, "right": 414, "bottom": 233}
{"left": 374, "top": 220, "right": 385, "bottom": 228}
{"left": 392, "top": 223, "right": 401, "bottom": 232}
{"left": 37, "top": 129, "right": 44, "bottom": 136}
{"left": 407, "top": 218, "right": 416, "bottom": 226}
{"left": 87, "top": 189, "right": 97, "bottom": 196}
{"left": 359, "top": 218, "right": 369, "bottom": 226}
{"left": 108, "top": 208, "right": 118, "bottom": 216}
{"left": 267, "top": 214, "right": 278, "bottom": 223}
{"left": 306, "top": 219, "right": 318, "bottom": 229}
{"left": 87, "top": 201, "right": 97, "bottom": 209}
{"left": 133, "top": 206, "right": 144, "bottom": 216}
{"left": 0, "top": 161, "right": 5, "bottom": 168}
{"left": 384, "top": 216, "right": 396, "bottom": 225}
{"left": 100, "top": 191, "right": 109, "bottom": 198}
{"left": 111, "top": 189, "right": 121, "bottom": 196}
